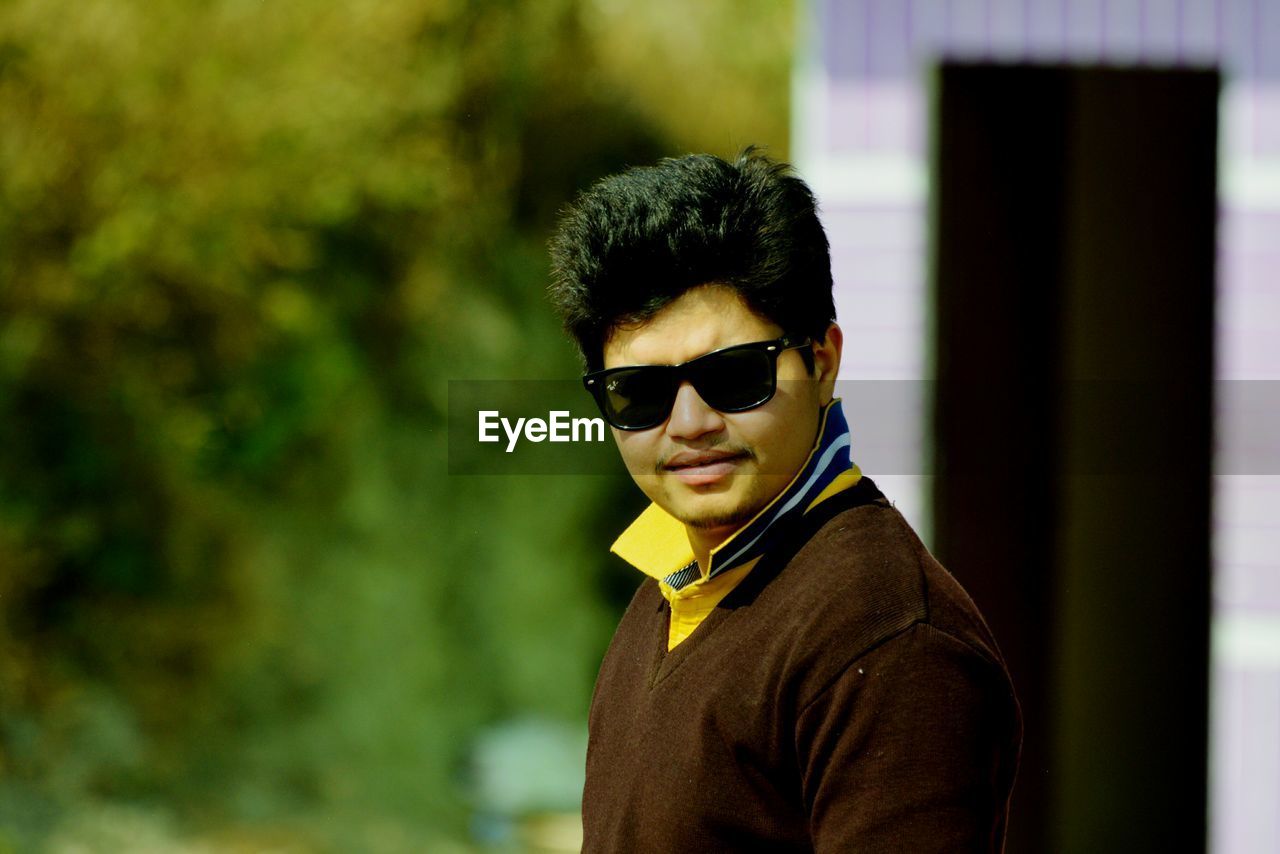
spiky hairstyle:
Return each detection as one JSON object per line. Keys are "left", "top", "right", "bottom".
{"left": 547, "top": 148, "right": 835, "bottom": 371}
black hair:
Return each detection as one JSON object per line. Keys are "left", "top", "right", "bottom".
{"left": 547, "top": 147, "right": 834, "bottom": 372}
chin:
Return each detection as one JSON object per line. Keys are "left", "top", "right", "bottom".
{"left": 673, "top": 489, "right": 763, "bottom": 531}
{"left": 684, "top": 511, "right": 753, "bottom": 531}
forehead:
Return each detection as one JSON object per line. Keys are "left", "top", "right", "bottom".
{"left": 602, "top": 284, "right": 781, "bottom": 369}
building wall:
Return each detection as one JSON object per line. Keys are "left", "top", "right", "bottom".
{"left": 793, "top": 2, "right": 1280, "bottom": 850}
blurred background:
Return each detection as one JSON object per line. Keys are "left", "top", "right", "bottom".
{"left": 2, "top": 0, "right": 1278, "bottom": 852}
{"left": 0, "top": 0, "right": 792, "bottom": 850}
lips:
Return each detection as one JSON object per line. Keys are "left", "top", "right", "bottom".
{"left": 663, "top": 450, "right": 749, "bottom": 486}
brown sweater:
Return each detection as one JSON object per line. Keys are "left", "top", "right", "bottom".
{"left": 582, "top": 479, "right": 1022, "bottom": 853}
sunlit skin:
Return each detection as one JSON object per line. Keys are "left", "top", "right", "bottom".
{"left": 602, "top": 284, "right": 842, "bottom": 572}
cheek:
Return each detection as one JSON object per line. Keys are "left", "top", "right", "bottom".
{"left": 738, "top": 402, "right": 818, "bottom": 472}
{"left": 614, "top": 429, "right": 660, "bottom": 473}
{"left": 725, "top": 409, "right": 787, "bottom": 456}
{"left": 613, "top": 433, "right": 665, "bottom": 503}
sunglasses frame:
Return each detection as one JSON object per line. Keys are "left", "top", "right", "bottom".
{"left": 582, "top": 335, "right": 812, "bottom": 431}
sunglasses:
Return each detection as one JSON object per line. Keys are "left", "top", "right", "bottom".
{"left": 582, "top": 336, "right": 812, "bottom": 431}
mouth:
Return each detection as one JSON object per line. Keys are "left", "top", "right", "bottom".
{"left": 662, "top": 450, "right": 751, "bottom": 487}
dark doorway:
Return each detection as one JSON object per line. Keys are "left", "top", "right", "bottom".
{"left": 930, "top": 64, "right": 1218, "bottom": 854}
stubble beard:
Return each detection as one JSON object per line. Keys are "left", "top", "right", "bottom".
{"left": 675, "top": 475, "right": 772, "bottom": 531}
{"left": 682, "top": 504, "right": 757, "bottom": 530}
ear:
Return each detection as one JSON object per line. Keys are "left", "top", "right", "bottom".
{"left": 813, "top": 323, "right": 842, "bottom": 404}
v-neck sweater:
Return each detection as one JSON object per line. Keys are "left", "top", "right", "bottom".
{"left": 581, "top": 478, "right": 1022, "bottom": 853}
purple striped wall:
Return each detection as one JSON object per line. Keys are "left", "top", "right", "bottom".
{"left": 823, "top": 0, "right": 1279, "bottom": 83}
{"left": 819, "top": 0, "right": 1280, "bottom": 156}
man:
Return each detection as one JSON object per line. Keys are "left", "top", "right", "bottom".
{"left": 548, "top": 149, "right": 1021, "bottom": 852}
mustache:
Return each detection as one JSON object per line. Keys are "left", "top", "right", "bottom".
{"left": 653, "top": 443, "right": 756, "bottom": 474}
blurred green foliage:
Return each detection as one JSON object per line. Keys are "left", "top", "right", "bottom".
{"left": 0, "top": 0, "right": 792, "bottom": 848}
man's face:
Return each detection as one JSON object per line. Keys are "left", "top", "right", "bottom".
{"left": 602, "top": 284, "right": 840, "bottom": 540}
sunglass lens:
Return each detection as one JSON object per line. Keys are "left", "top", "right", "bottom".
{"left": 690, "top": 347, "right": 775, "bottom": 412}
{"left": 603, "top": 368, "right": 675, "bottom": 429}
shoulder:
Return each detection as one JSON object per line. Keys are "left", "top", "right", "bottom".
{"left": 749, "top": 496, "right": 1009, "bottom": 706}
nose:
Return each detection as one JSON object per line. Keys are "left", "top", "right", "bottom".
{"left": 665, "top": 381, "right": 725, "bottom": 440}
